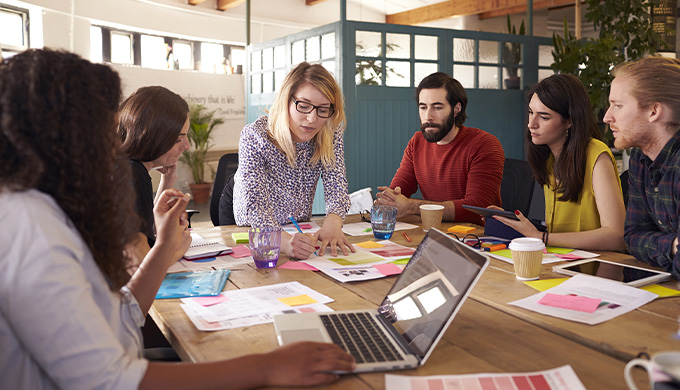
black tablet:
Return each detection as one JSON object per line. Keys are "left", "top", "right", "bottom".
{"left": 553, "top": 259, "right": 671, "bottom": 287}
{"left": 462, "top": 205, "right": 519, "bottom": 221}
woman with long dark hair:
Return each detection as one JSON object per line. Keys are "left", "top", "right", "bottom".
{"left": 494, "top": 74, "right": 626, "bottom": 251}
{"left": 0, "top": 49, "right": 353, "bottom": 389}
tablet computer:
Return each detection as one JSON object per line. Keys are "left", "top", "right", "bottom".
{"left": 552, "top": 259, "right": 671, "bottom": 287}
{"left": 462, "top": 205, "right": 518, "bottom": 221}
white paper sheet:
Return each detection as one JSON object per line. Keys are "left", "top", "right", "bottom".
{"left": 180, "top": 281, "right": 334, "bottom": 322}
{"left": 167, "top": 255, "right": 252, "bottom": 273}
{"left": 385, "top": 365, "right": 586, "bottom": 390}
{"left": 508, "top": 274, "right": 658, "bottom": 325}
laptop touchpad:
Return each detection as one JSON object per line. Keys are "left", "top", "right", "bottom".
{"left": 281, "top": 329, "right": 325, "bottom": 344}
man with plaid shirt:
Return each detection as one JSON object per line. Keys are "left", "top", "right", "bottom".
{"left": 604, "top": 56, "right": 680, "bottom": 280}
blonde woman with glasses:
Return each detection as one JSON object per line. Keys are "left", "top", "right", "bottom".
{"left": 231, "top": 62, "right": 355, "bottom": 259}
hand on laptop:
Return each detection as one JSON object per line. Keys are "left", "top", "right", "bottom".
{"left": 262, "top": 342, "right": 355, "bottom": 386}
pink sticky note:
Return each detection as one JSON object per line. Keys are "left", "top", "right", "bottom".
{"left": 192, "top": 294, "right": 229, "bottom": 307}
{"left": 374, "top": 263, "right": 403, "bottom": 276}
{"left": 538, "top": 293, "right": 601, "bottom": 313}
{"left": 278, "top": 261, "right": 319, "bottom": 271}
{"left": 230, "top": 245, "right": 252, "bottom": 258}
{"left": 298, "top": 223, "right": 313, "bottom": 230}
{"left": 556, "top": 253, "right": 583, "bottom": 260}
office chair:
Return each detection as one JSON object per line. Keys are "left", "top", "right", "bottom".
{"left": 210, "top": 153, "right": 238, "bottom": 226}
{"left": 500, "top": 158, "right": 535, "bottom": 216}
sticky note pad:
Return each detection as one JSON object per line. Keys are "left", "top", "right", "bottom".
{"left": 538, "top": 293, "right": 601, "bottom": 313}
{"left": 374, "top": 263, "right": 403, "bottom": 276}
{"left": 355, "top": 241, "right": 385, "bottom": 249}
{"left": 640, "top": 284, "right": 680, "bottom": 298}
{"left": 448, "top": 225, "right": 476, "bottom": 234}
{"left": 523, "top": 278, "right": 568, "bottom": 292}
{"left": 231, "top": 232, "right": 249, "bottom": 243}
{"left": 278, "top": 294, "right": 318, "bottom": 307}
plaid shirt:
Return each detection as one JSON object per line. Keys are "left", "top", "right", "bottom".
{"left": 625, "top": 130, "right": 680, "bottom": 279}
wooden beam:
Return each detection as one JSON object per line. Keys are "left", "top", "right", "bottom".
{"left": 306, "top": 0, "right": 329, "bottom": 5}
{"left": 478, "top": 0, "right": 575, "bottom": 20}
{"left": 187, "top": 0, "right": 207, "bottom": 4}
{"left": 217, "top": 0, "right": 245, "bottom": 10}
{"left": 387, "top": 0, "right": 576, "bottom": 25}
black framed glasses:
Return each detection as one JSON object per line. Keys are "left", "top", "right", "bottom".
{"left": 447, "top": 233, "right": 481, "bottom": 248}
{"left": 360, "top": 209, "right": 371, "bottom": 222}
{"left": 291, "top": 97, "right": 335, "bottom": 118}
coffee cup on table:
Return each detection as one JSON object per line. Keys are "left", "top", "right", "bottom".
{"left": 508, "top": 237, "right": 545, "bottom": 280}
{"left": 420, "top": 204, "right": 444, "bottom": 232}
{"left": 624, "top": 351, "right": 680, "bottom": 390}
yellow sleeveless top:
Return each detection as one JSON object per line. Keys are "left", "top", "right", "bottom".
{"left": 544, "top": 138, "right": 621, "bottom": 233}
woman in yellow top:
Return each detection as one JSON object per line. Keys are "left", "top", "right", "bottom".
{"left": 494, "top": 74, "right": 626, "bottom": 251}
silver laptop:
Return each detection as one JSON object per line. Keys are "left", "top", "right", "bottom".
{"left": 273, "top": 228, "right": 489, "bottom": 373}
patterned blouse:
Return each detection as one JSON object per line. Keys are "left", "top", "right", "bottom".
{"left": 233, "top": 116, "right": 350, "bottom": 227}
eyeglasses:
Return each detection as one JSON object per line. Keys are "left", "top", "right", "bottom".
{"left": 447, "top": 233, "right": 482, "bottom": 248}
{"left": 291, "top": 97, "right": 335, "bottom": 118}
{"left": 360, "top": 209, "right": 371, "bottom": 222}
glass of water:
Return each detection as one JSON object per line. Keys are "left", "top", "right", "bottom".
{"left": 370, "top": 205, "right": 397, "bottom": 239}
{"left": 248, "top": 226, "right": 282, "bottom": 269}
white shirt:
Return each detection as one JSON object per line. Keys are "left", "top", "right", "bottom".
{"left": 0, "top": 189, "right": 148, "bottom": 389}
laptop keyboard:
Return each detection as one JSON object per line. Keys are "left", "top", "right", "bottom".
{"left": 320, "top": 312, "right": 404, "bottom": 363}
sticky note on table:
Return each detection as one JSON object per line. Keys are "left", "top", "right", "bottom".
{"left": 538, "top": 293, "right": 601, "bottom": 313}
{"left": 355, "top": 241, "right": 385, "bottom": 249}
{"left": 278, "top": 294, "right": 318, "bottom": 307}
{"left": 278, "top": 261, "right": 319, "bottom": 271}
{"left": 298, "top": 223, "right": 313, "bottom": 230}
{"left": 230, "top": 244, "right": 252, "bottom": 258}
{"left": 192, "top": 294, "right": 230, "bottom": 307}
{"left": 231, "top": 232, "right": 249, "bottom": 243}
{"left": 523, "top": 278, "right": 568, "bottom": 292}
{"left": 640, "top": 284, "right": 680, "bottom": 298}
{"left": 448, "top": 225, "right": 476, "bottom": 234}
{"left": 374, "top": 263, "right": 403, "bottom": 276}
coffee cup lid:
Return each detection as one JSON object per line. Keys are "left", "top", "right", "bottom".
{"left": 509, "top": 237, "right": 545, "bottom": 251}
{"left": 420, "top": 204, "right": 444, "bottom": 211}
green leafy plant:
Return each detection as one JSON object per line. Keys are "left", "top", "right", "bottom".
{"left": 551, "top": 0, "right": 667, "bottom": 125}
{"left": 503, "top": 15, "right": 525, "bottom": 78}
{"left": 179, "top": 104, "right": 225, "bottom": 184}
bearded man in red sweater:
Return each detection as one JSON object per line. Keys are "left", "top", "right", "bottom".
{"left": 375, "top": 72, "right": 504, "bottom": 224}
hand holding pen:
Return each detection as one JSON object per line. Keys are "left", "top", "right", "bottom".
{"left": 287, "top": 216, "right": 318, "bottom": 258}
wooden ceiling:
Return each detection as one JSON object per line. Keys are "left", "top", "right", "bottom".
{"left": 188, "top": 0, "right": 578, "bottom": 23}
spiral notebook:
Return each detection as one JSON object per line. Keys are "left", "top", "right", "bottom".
{"left": 184, "top": 233, "right": 233, "bottom": 260}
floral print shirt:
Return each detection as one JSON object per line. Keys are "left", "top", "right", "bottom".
{"left": 233, "top": 116, "right": 350, "bottom": 227}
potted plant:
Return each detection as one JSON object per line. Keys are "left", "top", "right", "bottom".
{"left": 502, "top": 15, "right": 525, "bottom": 89}
{"left": 180, "top": 104, "right": 225, "bottom": 204}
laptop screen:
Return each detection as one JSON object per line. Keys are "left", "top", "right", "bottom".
{"left": 376, "top": 229, "right": 488, "bottom": 358}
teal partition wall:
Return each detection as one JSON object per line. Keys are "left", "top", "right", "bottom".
{"left": 246, "top": 21, "right": 553, "bottom": 215}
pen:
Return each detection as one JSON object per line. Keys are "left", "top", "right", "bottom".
{"left": 402, "top": 231, "right": 412, "bottom": 242}
{"left": 289, "top": 216, "right": 318, "bottom": 257}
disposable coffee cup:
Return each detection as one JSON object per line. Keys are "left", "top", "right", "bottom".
{"left": 420, "top": 204, "right": 444, "bottom": 232}
{"left": 508, "top": 237, "right": 545, "bottom": 280}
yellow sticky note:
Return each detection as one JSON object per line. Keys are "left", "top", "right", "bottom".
{"left": 355, "top": 241, "right": 385, "bottom": 249}
{"left": 447, "top": 225, "right": 476, "bottom": 234}
{"left": 639, "top": 284, "right": 680, "bottom": 298}
{"left": 278, "top": 294, "right": 318, "bottom": 307}
{"left": 546, "top": 246, "right": 574, "bottom": 254}
{"left": 523, "top": 278, "right": 569, "bottom": 291}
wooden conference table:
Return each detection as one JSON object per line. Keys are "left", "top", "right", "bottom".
{"left": 150, "top": 215, "right": 680, "bottom": 389}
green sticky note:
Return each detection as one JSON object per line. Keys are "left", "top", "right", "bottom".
{"left": 391, "top": 258, "right": 411, "bottom": 265}
{"left": 546, "top": 246, "right": 574, "bottom": 254}
{"left": 231, "top": 232, "right": 249, "bottom": 243}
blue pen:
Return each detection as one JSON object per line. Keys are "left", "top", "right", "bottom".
{"left": 289, "top": 216, "right": 318, "bottom": 257}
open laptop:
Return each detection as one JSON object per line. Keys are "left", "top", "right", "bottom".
{"left": 273, "top": 228, "right": 489, "bottom": 373}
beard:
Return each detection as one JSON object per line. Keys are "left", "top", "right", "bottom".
{"left": 420, "top": 112, "right": 456, "bottom": 143}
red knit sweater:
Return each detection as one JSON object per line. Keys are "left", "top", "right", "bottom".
{"left": 390, "top": 126, "right": 505, "bottom": 224}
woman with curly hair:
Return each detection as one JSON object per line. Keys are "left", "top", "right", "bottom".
{"left": 492, "top": 74, "right": 626, "bottom": 251}
{"left": 0, "top": 49, "right": 353, "bottom": 389}
{"left": 231, "top": 62, "right": 355, "bottom": 259}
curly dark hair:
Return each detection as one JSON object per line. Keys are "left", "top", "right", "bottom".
{"left": 0, "top": 49, "right": 140, "bottom": 290}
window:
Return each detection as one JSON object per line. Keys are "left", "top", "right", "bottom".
{"left": 141, "top": 35, "right": 167, "bottom": 69}
{"left": 201, "top": 42, "right": 225, "bottom": 74}
{"left": 172, "top": 41, "right": 194, "bottom": 70}
{"left": 90, "top": 26, "right": 103, "bottom": 63}
{"left": 0, "top": 6, "right": 29, "bottom": 59}
{"left": 111, "top": 32, "right": 133, "bottom": 64}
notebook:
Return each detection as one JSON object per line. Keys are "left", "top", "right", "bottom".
{"left": 184, "top": 233, "right": 232, "bottom": 260}
{"left": 273, "top": 228, "right": 489, "bottom": 373}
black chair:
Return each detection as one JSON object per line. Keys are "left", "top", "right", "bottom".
{"left": 210, "top": 153, "right": 238, "bottom": 226}
{"left": 620, "top": 170, "right": 629, "bottom": 208}
{"left": 500, "top": 158, "right": 535, "bottom": 216}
